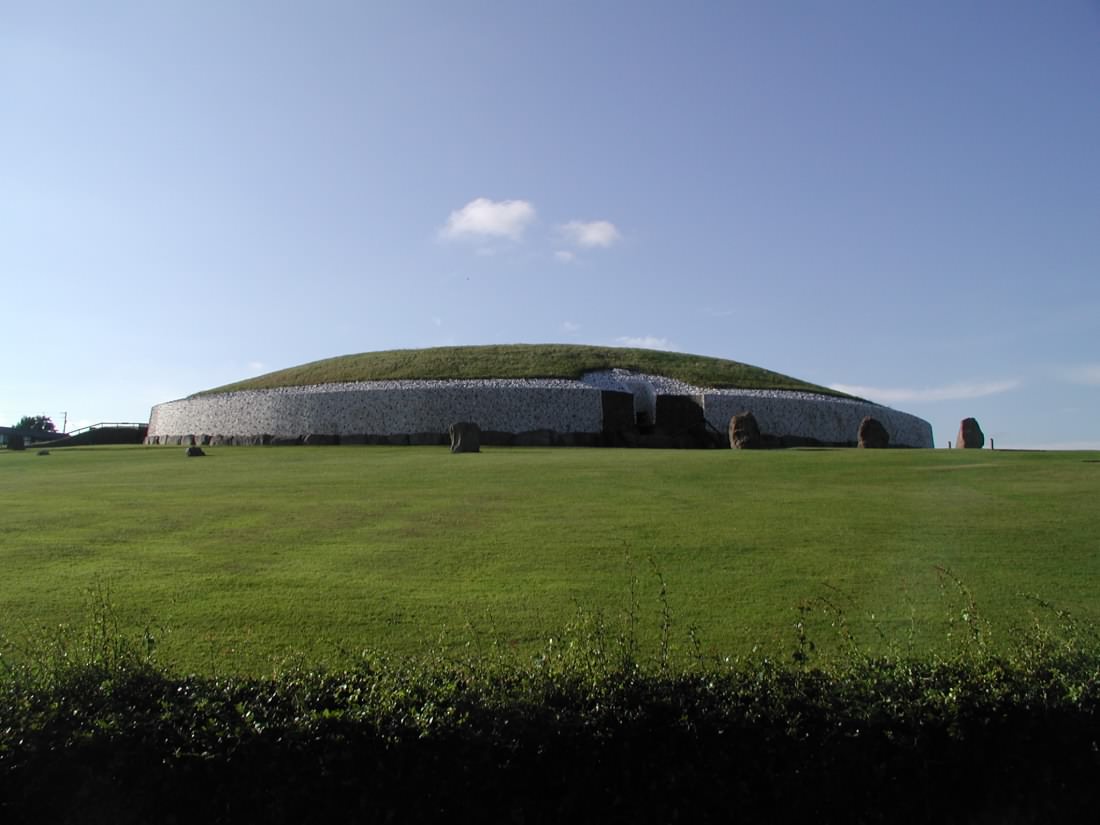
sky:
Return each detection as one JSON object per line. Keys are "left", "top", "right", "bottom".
{"left": 3, "top": 1, "right": 1098, "bottom": 448}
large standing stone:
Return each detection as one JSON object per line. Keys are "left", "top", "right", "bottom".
{"left": 858, "top": 416, "right": 890, "bottom": 449}
{"left": 185, "top": 446, "right": 206, "bottom": 457}
{"left": 728, "top": 412, "right": 764, "bottom": 449}
{"left": 957, "top": 418, "right": 985, "bottom": 449}
{"left": 449, "top": 421, "right": 481, "bottom": 453}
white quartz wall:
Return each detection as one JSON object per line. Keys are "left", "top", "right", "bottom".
{"left": 147, "top": 375, "right": 934, "bottom": 447}
{"left": 702, "top": 392, "right": 932, "bottom": 448}
{"left": 148, "top": 384, "right": 605, "bottom": 438}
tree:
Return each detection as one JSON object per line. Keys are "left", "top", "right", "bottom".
{"left": 14, "top": 415, "right": 56, "bottom": 433}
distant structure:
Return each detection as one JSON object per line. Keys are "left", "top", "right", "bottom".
{"left": 147, "top": 372, "right": 934, "bottom": 449}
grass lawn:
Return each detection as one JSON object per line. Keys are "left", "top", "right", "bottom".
{"left": 2, "top": 445, "right": 1098, "bottom": 673}
{"left": 201, "top": 343, "right": 849, "bottom": 396}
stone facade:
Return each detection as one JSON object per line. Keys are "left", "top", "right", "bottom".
{"left": 701, "top": 392, "right": 931, "bottom": 448}
{"left": 146, "top": 373, "right": 934, "bottom": 448}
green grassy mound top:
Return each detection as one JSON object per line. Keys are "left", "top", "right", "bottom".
{"left": 197, "top": 344, "right": 848, "bottom": 397}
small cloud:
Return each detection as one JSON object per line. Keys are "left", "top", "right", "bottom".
{"left": 440, "top": 197, "right": 536, "bottom": 242}
{"left": 829, "top": 379, "right": 1022, "bottom": 404}
{"left": 616, "top": 335, "right": 674, "bottom": 351}
{"left": 562, "top": 320, "right": 581, "bottom": 333}
{"left": 1057, "top": 364, "right": 1100, "bottom": 386}
{"left": 560, "top": 219, "right": 621, "bottom": 248}
{"left": 247, "top": 361, "right": 267, "bottom": 374}
{"left": 554, "top": 250, "right": 576, "bottom": 263}
{"left": 431, "top": 316, "right": 443, "bottom": 328}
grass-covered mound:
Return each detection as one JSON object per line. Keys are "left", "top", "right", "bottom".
{"left": 3, "top": 600, "right": 1099, "bottom": 824}
{"left": 199, "top": 343, "right": 849, "bottom": 397}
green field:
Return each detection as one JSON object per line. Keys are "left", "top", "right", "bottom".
{"left": 2, "top": 445, "right": 1098, "bottom": 673}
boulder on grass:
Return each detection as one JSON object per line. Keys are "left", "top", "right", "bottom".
{"left": 449, "top": 421, "right": 481, "bottom": 453}
{"left": 956, "top": 418, "right": 985, "bottom": 449}
{"left": 858, "top": 416, "right": 890, "bottom": 449}
{"left": 186, "top": 446, "right": 206, "bottom": 457}
{"left": 728, "top": 412, "right": 764, "bottom": 449}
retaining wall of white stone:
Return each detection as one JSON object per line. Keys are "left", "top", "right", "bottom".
{"left": 701, "top": 392, "right": 932, "bottom": 448}
{"left": 146, "top": 374, "right": 934, "bottom": 448}
{"left": 148, "top": 383, "right": 605, "bottom": 439}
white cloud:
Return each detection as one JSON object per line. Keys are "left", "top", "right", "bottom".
{"left": 431, "top": 316, "right": 443, "bottom": 327}
{"left": 562, "top": 320, "right": 581, "bottom": 333}
{"left": 829, "top": 379, "right": 1022, "bottom": 404}
{"left": 440, "top": 197, "right": 536, "bottom": 242}
{"left": 616, "top": 335, "right": 674, "bottom": 351}
{"left": 1058, "top": 364, "right": 1100, "bottom": 386}
{"left": 560, "top": 219, "right": 621, "bottom": 248}
{"left": 247, "top": 361, "right": 267, "bottom": 374}
{"left": 554, "top": 250, "right": 576, "bottom": 263}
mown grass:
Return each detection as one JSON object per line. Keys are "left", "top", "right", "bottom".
{"left": 199, "top": 343, "right": 849, "bottom": 395}
{"left": 2, "top": 445, "right": 1098, "bottom": 675}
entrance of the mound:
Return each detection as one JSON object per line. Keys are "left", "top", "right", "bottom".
{"left": 619, "top": 378, "right": 657, "bottom": 427}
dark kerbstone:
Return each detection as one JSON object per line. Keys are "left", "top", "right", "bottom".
{"left": 557, "top": 431, "right": 603, "bottom": 448}
{"left": 858, "top": 416, "right": 890, "bottom": 449}
{"left": 449, "top": 422, "right": 481, "bottom": 453}
{"left": 409, "top": 432, "right": 446, "bottom": 446}
{"left": 304, "top": 434, "right": 339, "bottom": 445}
{"left": 514, "top": 429, "right": 553, "bottom": 447}
{"left": 365, "top": 434, "right": 408, "bottom": 446}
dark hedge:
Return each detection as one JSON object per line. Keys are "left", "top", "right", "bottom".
{"left": 3, "top": 649, "right": 1099, "bottom": 825}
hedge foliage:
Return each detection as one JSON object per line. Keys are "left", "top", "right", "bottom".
{"left": 3, "top": 594, "right": 1099, "bottom": 823}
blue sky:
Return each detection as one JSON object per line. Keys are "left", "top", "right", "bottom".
{"left": 3, "top": 1, "right": 1098, "bottom": 448}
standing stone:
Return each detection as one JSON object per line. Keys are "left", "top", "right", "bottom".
{"left": 728, "top": 412, "right": 764, "bottom": 449}
{"left": 956, "top": 418, "right": 985, "bottom": 449}
{"left": 858, "top": 416, "right": 890, "bottom": 449}
{"left": 186, "top": 446, "right": 206, "bottom": 457}
{"left": 449, "top": 422, "right": 481, "bottom": 453}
